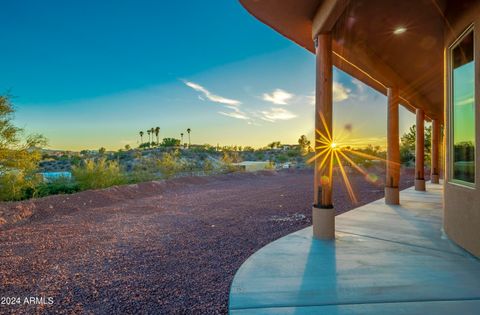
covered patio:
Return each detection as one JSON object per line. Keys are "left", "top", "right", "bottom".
{"left": 229, "top": 182, "right": 480, "bottom": 314}
{"left": 231, "top": 0, "right": 480, "bottom": 313}
{"left": 239, "top": 0, "right": 447, "bottom": 242}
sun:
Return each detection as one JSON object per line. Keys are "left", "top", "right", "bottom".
{"left": 307, "top": 112, "right": 390, "bottom": 205}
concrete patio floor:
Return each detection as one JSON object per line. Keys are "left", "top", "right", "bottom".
{"left": 229, "top": 182, "right": 480, "bottom": 314}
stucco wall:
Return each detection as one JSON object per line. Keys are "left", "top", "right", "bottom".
{"left": 444, "top": 0, "right": 480, "bottom": 257}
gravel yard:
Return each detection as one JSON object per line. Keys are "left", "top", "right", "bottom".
{"left": 0, "top": 168, "right": 421, "bottom": 314}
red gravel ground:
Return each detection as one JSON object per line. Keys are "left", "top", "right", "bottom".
{"left": 0, "top": 167, "right": 422, "bottom": 314}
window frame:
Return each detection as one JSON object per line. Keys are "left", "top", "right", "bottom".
{"left": 448, "top": 24, "right": 476, "bottom": 188}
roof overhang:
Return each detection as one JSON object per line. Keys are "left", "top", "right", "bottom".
{"left": 239, "top": 0, "right": 447, "bottom": 121}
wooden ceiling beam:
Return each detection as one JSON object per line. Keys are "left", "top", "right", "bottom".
{"left": 312, "top": 0, "right": 349, "bottom": 36}
{"left": 332, "top": 41, "right": 439, "bottom": 120}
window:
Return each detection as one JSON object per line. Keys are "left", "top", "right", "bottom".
{"left": 451, "top": 29, "right": 475, "bottom": 184}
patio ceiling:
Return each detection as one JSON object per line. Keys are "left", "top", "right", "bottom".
{"left": 239, "top": 0, "right": 448, "bottom": 120}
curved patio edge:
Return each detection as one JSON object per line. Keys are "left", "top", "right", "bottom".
{"left": 229, "top": 183, "right": 480, "bottom": 314}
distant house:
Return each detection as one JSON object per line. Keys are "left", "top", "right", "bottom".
{"left": 233, "top": 161, "right": 272, "bottom": 172}
{"left": 282, "top": 145, "right": 301, "bottom": 151}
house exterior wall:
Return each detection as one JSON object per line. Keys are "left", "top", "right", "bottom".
{"left": 444, "top": 1, "right": 480, "bottom": 257}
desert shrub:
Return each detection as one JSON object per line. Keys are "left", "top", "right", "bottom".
{"left": 138, "top": 142, "right": 152, "bottom": 149}
{"left": 287, "top": 149, "right": 300, "bottom": 158}
{"left": 0, "top": 172, "right": 42, "bottom": 201}
{"left": 128, "top": 156, "right": 160, "bottom": 183}
{"left": 254, "top": 151, "right": 265, "bottom": 161}
{"left": 69, "top": 155, "right": 82, "bottom": 167}
{"left": 129, "top": 151, "right": 204, "bottom": 182}
{"left": 400, "top": 146, "right": 414, "bottom": 165}
{"left": 128, "top": 170, "right": 158, "bottom": 183}
{"left": 203, "top": 159, "right": 214, "bottom": 174}
{"left": 276, "top": 154, "right": 288, "bottom": 163}
{"left": 179, "top": 159, "right": 199, "bottom": 175}
{"left": 201, "top": 144, "right": 217, "bottom": 153}
{"left": 72, "top": 158, "right": 126, "bottom": 190}
{"left": 220, "top": 152, "right": 242, "bottom": 173}
{"left": 265, "top": 161, "right": 275, "bottom": 170}
{"left": 157, "top": 151, "right": 181, "bottom": 179}
{"left": 0, "top": 95, "right": 46, "bottom": 201}
{"left": 33, "top": 177, "right": 80, "bottom": 198}
{"left": 161, "top": 138, "right": 181, "bottom": 147}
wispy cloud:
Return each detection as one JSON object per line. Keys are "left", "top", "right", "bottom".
{"left": 351, "top": 78, "right": 367, "bottom": 101}
{"left": 306, "top": 94, "right": 315, "bottom": 106}
{"left": 333, "top": 82, "right": 350, "bottom": 102}
{"left": 305, "top": 81, "right": 350, "bottom": 105}
{"left": 183, "top": 82, "right": 299, "bottom": 124}
{"left": 262, "top": 89, "right": 294, "bottom": 105}
{"left": 183, "top": 81, "right": 241, "bottom": 106}
{"left": 260, "top": 107, "right": 297, "bottom": 122}
{"left": 351, "top": 78, "right": 365, "bottom": 94}
{"left": 218, "top": 106, "right": 250, "bottom": 120}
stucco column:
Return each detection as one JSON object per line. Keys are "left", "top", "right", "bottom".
{"left": 312, "top": 33, "right": 335, "bottom": 240}
{"left": 385, "top": 87, "right": 400, "bottom": 204}
{"left": 415, "top": 109, "right": 426, "bottom": 191}
{"left": 431, "top": 119, "right": 440, "bottom": 184}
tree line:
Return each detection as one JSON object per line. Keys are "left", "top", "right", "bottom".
{"left": 138, "top": 128, "right": 191, "bottom": 149}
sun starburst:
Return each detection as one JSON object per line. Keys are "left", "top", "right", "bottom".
{"left": 310, "top": 113, "right": 389, "bottom": 205}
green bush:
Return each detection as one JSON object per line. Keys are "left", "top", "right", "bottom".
{"left": 276, "top": 154, "right": 288, "bottom": 163}
{"left": 34, "top": 177, "right": 80, "bottom": 198}
{"left": 129, "top": 151, "right": 202, "bottom": 182}
{"left": 157, "top": 151, "right": 181, "bottom": 179}
{"left": 72, "top": 158, "right": 126, "bottom": 190}
{"left": 127, "top": 170, "right": 158, "bottom": 183}
{"left": 287, "top": 149, "right": 300, "bottom": 158}
{"left": 161, "top": 138, "right": 181, "bottom": 147}
{"left": 0, "top": 172, "right": 42, "bottom": 201}
{"left": 179, "top": 159, "right": 198, "bottom": 175}
{"left": 220, "top": 152, "right": 242, "bottom": 173}
{"left": 128, "top": 157, "right": 160, "bottom": 183}
{"left": 203, "top": 159, "right": 214, "bottom": 174}
{"left": 254, "top": 152, "right": 265, "bottom": 161}
{"left": 400, "top": 146, "right": 414, "bottom": 165}
{"left": 0, "top": 95, "right": 47, "bottom": 201}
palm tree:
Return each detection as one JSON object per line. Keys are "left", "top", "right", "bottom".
{"left": 155, "top": 127, "right": 160, "bottom": 145}
{"left": 139, "top": 131, "right": 144, "bottom": 144}
{"left": 147, "top": 129, "right": 151, "bottom": 145}
{"left": 150, "top": 127, "right": 155, "bottom": 145}
{"left": 180, "top": 133, "right": 184, "bottom": 145}
{"left": 187, "top": 128, "right": 191, "bottom": 147}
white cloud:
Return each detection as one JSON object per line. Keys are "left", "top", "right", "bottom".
{"left": 333, "top": 82, "right": 350, "bottom": 102}
{"left": 260, "top": 107, "right": 297, "bottom": 122}
{"left": 219, "top": 111, "right": 249, "bottom": 120}
{"left": 218, "top": 106, "right": 250, "bottom": 120}
{"left": 262, "top": 89, "right": 294, "bottom": 105}
{"left": 351, "top": 78, "right": 367, "bottom": 101}
{"left": 351, "top": 78, "right": 365, "bottom": 94}
{"left": 306, "top": 95, "right": 315, "bottom": 106}
{"left": 184, "top": 81, "right": 241, "bottom": 106}
{"left": 305, "top": 82, "right": 350, "bottom": 105}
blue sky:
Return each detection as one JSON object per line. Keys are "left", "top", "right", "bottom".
{"left": 1, "top": 0, "right": 415, "bottom": 150}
